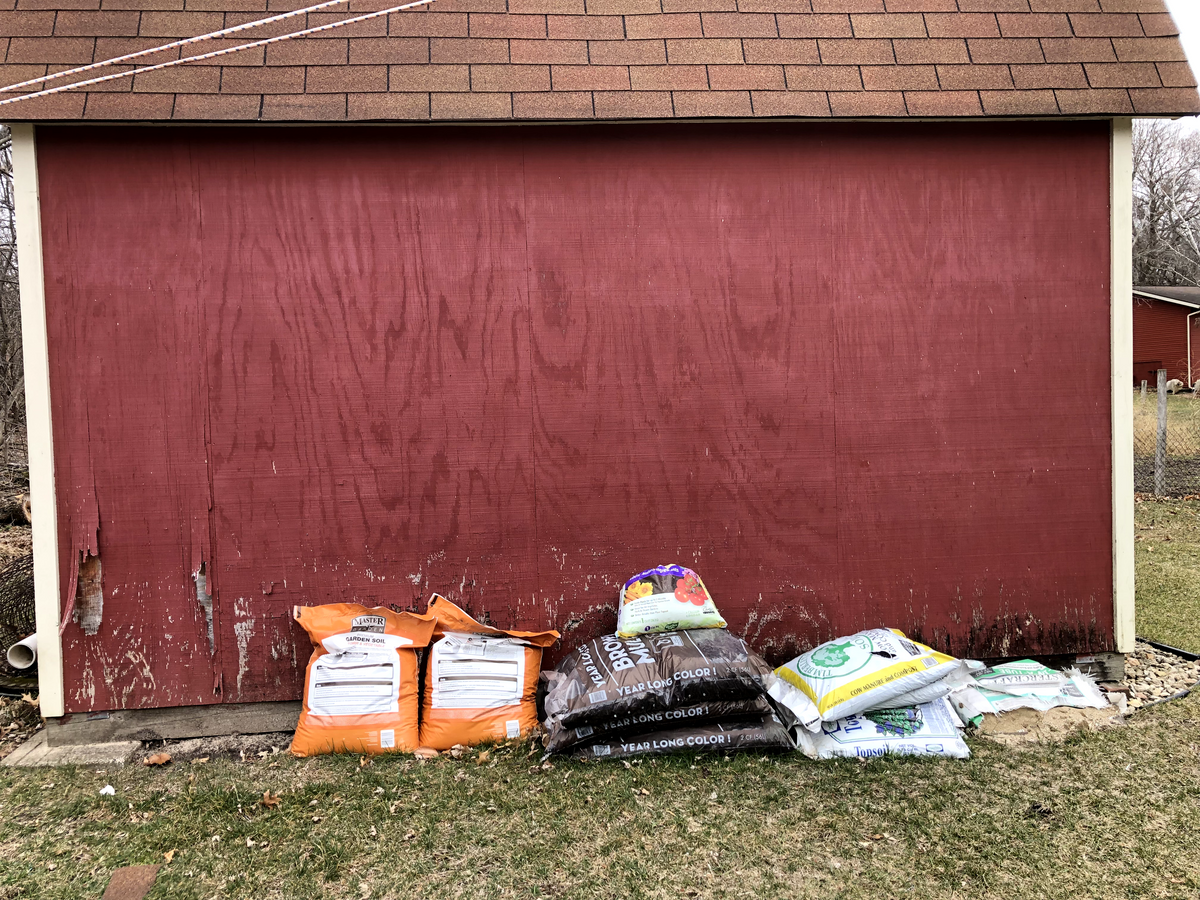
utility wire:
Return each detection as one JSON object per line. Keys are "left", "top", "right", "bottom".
{"left": 0, "top": 0, "right": 438, "bottom": 108}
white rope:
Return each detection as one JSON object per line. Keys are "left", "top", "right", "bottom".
{"left": 0, "top": 0, "right": 437, "bottom": 109}
{"left": 1, "top": 0, "right": 361, "bottom": 95}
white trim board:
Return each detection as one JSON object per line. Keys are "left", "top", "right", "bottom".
{"left": 11, "top": 124, "right": 65, "bottom": 718}
{"left": 1111, "top": 117, "right": 1135, "bottom": 655}
{"left": 1132, "top": 289, "right": 1200, "bottom": 310}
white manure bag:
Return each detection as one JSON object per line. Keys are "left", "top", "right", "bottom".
{"left": 616, "top": 565, "right": 726, "bottom": 638}
{"left": 793, "top": 699, "right": 970, "bottom": 760}
{"left": 772, "top": 629, "right": 959, "bottom": 729}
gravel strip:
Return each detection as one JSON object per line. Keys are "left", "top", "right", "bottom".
{"left": 1125, "top": 640, "right": 1200, "bottom": 710}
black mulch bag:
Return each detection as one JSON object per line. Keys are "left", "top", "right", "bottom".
{"left": 542, "top": 629, "right": 776, "bottom": 731}
{"left": 571, "top": 712, "right": 794, "bottom": 761}
{"left": 544, "top": 695, "right": 773, "bottom": 755}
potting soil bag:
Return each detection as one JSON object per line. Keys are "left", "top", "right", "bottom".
{"left": 572, "top": 712, "right": 794, "bottom": 761}
{"left": 616, "top": 565, "right": 726, "bottom": 638}
{"left": 772, "top": 629, "right": 959, "bottom": 729}
{"left": 419, "top": 594, "right": 559, "bottom": 750}
{"left": 290, "top": 604, "right": 436, "bottom": 757}
{"left": 543, "top": 629, "right": 774, "bottom": 730}
{"left": 544, "top": 695, "right": 773, "bottom": 755}
{"left": 792, "top": 698, "right": 970, "bottom": 760}
{"left": 968, "top": 661, "right": 1108, "bottom": 714}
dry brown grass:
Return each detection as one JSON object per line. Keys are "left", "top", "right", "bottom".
{"left": 1, "top": 698, "right": 1199, "bottom": 900}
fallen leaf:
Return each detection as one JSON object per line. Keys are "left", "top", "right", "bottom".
{"left": 369, "top": 825, "right": 377, "bottom": 837}
{"left": 639, "top": 788, "right": 650, "bottom": 796}
{"left": 476, "top": 750, "right": 489, "bottom": 766}
{"left": 413, "top": 747, "right": 439, "bottom": 760}
{"left": 143, "top": 753, "right": 172, "bottom": 767}
{"left": 21, "top": 693, "right": 39, "bottom": 710}
{"left": 359, "top": 756, "right": 371, "bottom": 768}
{"left": 99, "top": 785, "right": 116, "bottom": 796}
{"left": 163, "top": 850, "right": 176, "bottom": 864}
{"left": 261, "top": 791, "right": 281, "bottom": 809}
{"left": 246, "top": 837, "right": 256, "bottom": 848}
{"left": 192, "top": 757, "right": 209, "bottom": 765}
{"left": 403, "top": 831, "right": 416, "bottom": 841}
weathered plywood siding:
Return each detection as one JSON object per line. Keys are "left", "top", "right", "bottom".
{"left": 37, "top": 122, "right": 1113, "bottom": 713}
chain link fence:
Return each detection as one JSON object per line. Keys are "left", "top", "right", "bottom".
{"left": 1134, "top": 375, "right": 1200, "bottom": 497}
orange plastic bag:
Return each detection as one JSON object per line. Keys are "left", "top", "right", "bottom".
{"left": 290, "top": 603, "right": 436, "bottom": 757}
{"left": 418, "top": 595, "right": 559, "bottom": 750}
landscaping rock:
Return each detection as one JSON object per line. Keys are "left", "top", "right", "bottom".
{"left": 1124, "top": 641, "right": 1200, "bottom": 710}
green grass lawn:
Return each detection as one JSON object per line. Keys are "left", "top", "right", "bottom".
{"left": 2, "top": 710, "right": 1200, "bottom": 900}
{"left": 1, "top": 503, "right": 1199, "bottom": 899}
{"left": 1135, "top": 497, "right": 1200, "bottom": 653}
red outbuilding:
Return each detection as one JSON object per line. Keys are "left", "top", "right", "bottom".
{"left": 1133, "top": 287, "right": 1200, "bottom": 389}
{"left": 4, "top": 0, "right": 1199, "bottom": 739}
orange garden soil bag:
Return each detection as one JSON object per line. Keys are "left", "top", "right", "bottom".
{"left": 419, "top": 595, "right": 559, "bottom": 750}
{"left": 290, "top": 604, "right": 436, "bottom": 757}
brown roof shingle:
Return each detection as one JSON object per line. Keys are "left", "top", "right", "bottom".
{"left": 0, "top": 0, "right": 1196, "bottom": 120}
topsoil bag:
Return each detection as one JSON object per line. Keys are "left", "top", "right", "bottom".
{"left": 771, "top": 628, "right": 959, "bottom": 730}
{"left": 543, "top": 628, "right": 775, "bottom": 731}
{"left": 419, "top": 594, "right": 559, "bottom": 750}
{"left": 616, "top": 565, "right": 726, "bottom": 638}
{"left": 792, "top": 698, "right": 970, "bottom": 760}
{"left": 291, "top": 604, "right": 436, "bottom": 757}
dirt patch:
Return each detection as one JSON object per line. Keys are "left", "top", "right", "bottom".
{"left": 146, "top": 731, "right": 295, "bottom": 764}
{"left": 976, "top": 706, "right": 1127, "bottom": 747}
{"left": 0, "top": 526, "right": 29, "bottom": 568}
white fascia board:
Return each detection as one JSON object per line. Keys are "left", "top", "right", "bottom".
{"left": 1112, "top": 117, "right": 1135, "bottom": 655}
{"left": 11, "top": 125, "right": 65, "bottom": 718}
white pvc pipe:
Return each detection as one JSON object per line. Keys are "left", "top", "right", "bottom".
{"left": 6, "top": 634, "right": 37, "bottom": 670}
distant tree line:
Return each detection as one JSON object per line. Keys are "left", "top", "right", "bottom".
{"left": 0, "top": 126, "right": 26, "bottom": 479}
{"left": 1134, "top": 120, "right": 1200, "bottom": 288}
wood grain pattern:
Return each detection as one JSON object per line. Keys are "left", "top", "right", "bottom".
{"left": 37, "top": 121, "right": 1114, "bottom": 712}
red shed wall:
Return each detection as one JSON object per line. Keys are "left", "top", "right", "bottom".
{"left": 1133, "top": 296, "right": 1197, "bottom": 387}
{"left": 36, "top": 122, "right": 1115, "bottom": 714}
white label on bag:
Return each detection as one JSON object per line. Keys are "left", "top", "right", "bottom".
{"left": 430, "top": 633, "right": 526, "bottom": 710}
{"left": 380, "top": 729, "right": 395, "bottom": 749}
{"left": 506, "top": 719, "right": 521, "bottom": 739}
{"left": 306, "top": 648, "right": 400, "bottom": 717}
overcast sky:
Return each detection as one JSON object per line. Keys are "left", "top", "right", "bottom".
{"left": 1166, "top": 0, "right": 1200, "bottom": 124}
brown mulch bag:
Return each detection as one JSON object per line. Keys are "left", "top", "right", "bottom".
{"left": 544, "top": 695, "right": 773, "bottom": 755}
{"left": 542, "top": 629, "right": 775, "bottom": 731}
{"left": 419, "top": 595, "right": 559, "bottom": 750}
{"left": 290, "top": 604, "right": 436, "bottom": 757}
{"left": 570, "top": 713, "right": 794, "bottom": 761}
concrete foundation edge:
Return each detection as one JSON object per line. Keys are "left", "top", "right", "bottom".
{"left": 43, "top": 701, "right": 301, "bottom": 747}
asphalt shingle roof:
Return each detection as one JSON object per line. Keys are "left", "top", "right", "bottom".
{"left": 1, "top": 0, "right": 1197, "bottom": 121}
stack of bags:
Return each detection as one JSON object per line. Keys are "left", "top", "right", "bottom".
{"left": 541, "top": 565, "right": 792, "bottom": 760}
{"left": 289, "top": 596, "right": 558, "bottom": 757}
{"left": 769, "top": 628, "right": 975, "bottom": 759}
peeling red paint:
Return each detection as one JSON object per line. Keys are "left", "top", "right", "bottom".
{"left": 37, "top": 122, "right": 1115, "bottom": 713}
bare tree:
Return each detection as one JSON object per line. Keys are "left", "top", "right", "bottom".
{"left": 0, "top": 126, "right": 26, "bottom": 483}
{"left": 1133, "top": 120, "right": 1200, "bottom": 287}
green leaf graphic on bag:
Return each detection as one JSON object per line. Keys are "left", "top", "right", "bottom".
{"left": 811, "top": 642, "right": 854, "bottom": 668}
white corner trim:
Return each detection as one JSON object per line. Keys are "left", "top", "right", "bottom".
{"left": 11, "top": 125, "right": 64, "bottom": 718}
{"left": 1111, "top": 117, "right": 1135, "bottom": 655}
